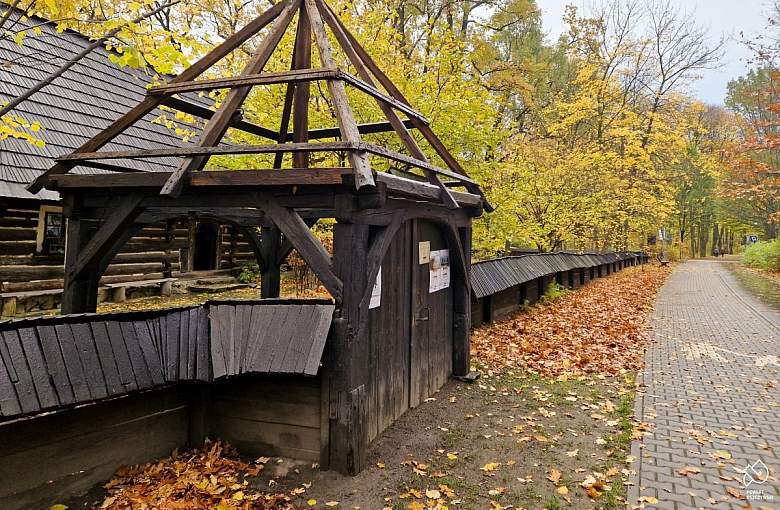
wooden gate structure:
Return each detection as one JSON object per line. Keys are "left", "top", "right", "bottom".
{"left": 27, "top": 0, "right": 485, "bottom": 475}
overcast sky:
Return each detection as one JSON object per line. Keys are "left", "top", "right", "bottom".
{"left": 538, "top": 0, "right": 774, "bottom": 105}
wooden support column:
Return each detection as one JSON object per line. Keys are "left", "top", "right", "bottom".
{"left": 260, "top": 226, "right": 281, "bottom": 298}
{"left": 327, "top": 219, "right": 370, "bottom": 475}
{"left": 452, "top": 226, "right": 471, "bottom": 376}
{"left": 62, "top": 215, "right": 100, "bottom": 314}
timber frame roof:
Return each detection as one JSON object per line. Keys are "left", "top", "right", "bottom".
{"left": 0, "top": 9, "right": 209, "bottom": 202}
{"left": 30, "top": 0, "right": 487, "bottom": 210}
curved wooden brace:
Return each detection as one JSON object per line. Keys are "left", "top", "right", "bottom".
{"left": 358, "top": 210, "right": 406, "bottom": 311}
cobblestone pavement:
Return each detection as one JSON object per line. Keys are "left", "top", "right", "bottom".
{"left": 629, "top": 260, "right": 780, "bottom": 509}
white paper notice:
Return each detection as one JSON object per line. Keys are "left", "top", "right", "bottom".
{"left": 369, "top": 267, "right": 382, "bottom": 308}
{"left": 428, "top": 249, "right": 450, "bottom": 293}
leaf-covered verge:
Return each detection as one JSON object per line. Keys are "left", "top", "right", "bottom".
{"left": 472, "top": 264, "right": 673, "bottom": 378}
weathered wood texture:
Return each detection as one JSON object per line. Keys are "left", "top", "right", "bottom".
{"left": 0, "top": 300, "right": 333, "bottom": 419}
{"left": 0, "top": 387, "right": 189, "bottom": 510}
{"left": 209, "top": 375, "right": 322, "bottom": 461}
{"left": 0, "top": 202, "right": 256, "bottom": 296}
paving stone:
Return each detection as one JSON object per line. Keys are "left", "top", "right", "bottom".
{"left": 627, "top": 261, "right": 780, "bottom": 509}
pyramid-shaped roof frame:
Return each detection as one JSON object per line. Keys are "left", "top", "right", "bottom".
{"left": 29, "top": 0, "right": 487, "bottom": 210}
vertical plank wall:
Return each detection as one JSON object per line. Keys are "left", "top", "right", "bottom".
{"left": 366, "top": 220, "right": 454, "bottom": 442}
{"left": 367, "top": 221, "right": 412, "bottom": 441}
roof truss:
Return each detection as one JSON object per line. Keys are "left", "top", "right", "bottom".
{"left": 29, "top": 0, "right": 488, "bottom": 210}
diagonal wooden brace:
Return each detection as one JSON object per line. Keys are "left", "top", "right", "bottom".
{"left": 258, "top": 193, "right": 343, "bottom": 302}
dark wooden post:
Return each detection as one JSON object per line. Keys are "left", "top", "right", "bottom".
{"left": 162, "top": 219, "right": 174, "bottom": 278}
{"left": 62, "top": 215, "right": 100, "bottom": 314}
{"left": 327, "top": 217, "right": 370, "bottom": 475}
{"left": 260, "top": 226, "right": 281, "bottom": 298}
{"left": 452, "top": 226, "right": 471, "bottom": 376}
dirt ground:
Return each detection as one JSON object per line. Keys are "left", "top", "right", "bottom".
{"left": 254, "top": 372, "right": 634, "bottom": 510}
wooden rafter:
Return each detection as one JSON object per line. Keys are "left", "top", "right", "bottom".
{"left": 317, "top": 0, "right": 457, "bottom": 209}
{"left": 327, "top": 6, "right": 489, "bottom": 208}
{"left": 160, "top": 0, "right": 301, "bottom": 197}
{"left": 292, "top": 6, "right": 312, "bottom": 169}
{"left": 28, "top": 0, "right": 287, "bottom": 193}
{"left": 304, "top": 0, "right": 374, "bottom": 191}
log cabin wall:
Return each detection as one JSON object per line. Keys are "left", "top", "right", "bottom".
{"left": 0, "top": 198, "right": 255, "bottom": 314}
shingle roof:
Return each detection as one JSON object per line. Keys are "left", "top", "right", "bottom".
{"left": 0, "top": 299, "right": 335, "bottom": 419}
{"left": 0, "top": 10, "right": 207, "bottom": 200}
{"left": 470, "top": 252, "right": 643, "bottom": 299}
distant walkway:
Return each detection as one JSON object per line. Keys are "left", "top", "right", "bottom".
{"left": 630, "top": 260, "right": 780, "bottom": 509}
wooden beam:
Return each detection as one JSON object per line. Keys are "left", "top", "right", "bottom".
{"left": 276, "top": 218, "right": 318, "bottom": 265}
{"left": 273, "top": 40, "right": 299, "bottom": 168}
{"left": 260, "top": 194, "right": 343, "bottom": 301}
{"left": 50, "top": 168, "right": 353, "bottom": 188}
{"left": 70, "top": 160, "right": 146, "bottom": 173}
{"left": 56, "top": 141, "right": 358, "bottom": 161}
{"left": 260, "top": 226, "right": 281, "bottom": 297}
{"left": 304, "top": 0, "right": 374, "bottom": 191}
{"left": 293, "top": 7, "right": 312, "bottom": 169}
{"left": 359, "top": 210, "right": 404, "bottom": 311}
{"left": 305, "top": 119, "right": 414, "bottom": 139}
{"left": 360, "top": 143, "right": 477, "bottom": 185}
{"left": 161, "top": 0, "right": 301, "bottom": 197}
{"left": 162, "top": 96, "right": 279, "bottom": 141}
{"left": 329, "top": 9, "right": 492, "bottom": 209}
{"left": 148, "top": 68, "right": 337, "bottom": 96}
{"left": 28, "top": 1, "right": 286, "bottom": 193}
{"left": 67, "top": 195, "right": 144, "bottom": 281}
{"left": 318, "top": 0, "right": 456, "bottom": 209}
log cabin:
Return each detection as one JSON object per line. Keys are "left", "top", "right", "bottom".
{"left": 0, "top": 10, "right": 256, "bottom": 316}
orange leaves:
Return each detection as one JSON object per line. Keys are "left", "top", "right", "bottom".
{"left": 472, "top": 266, "right": 671, "bottom": 377}
{"left": 97, "top": 441, "right": 292, "bottom": 510}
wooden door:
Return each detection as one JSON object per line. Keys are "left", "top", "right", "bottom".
{"left": 367, "top": 221, "right": 412, "bottom": 441}
{"left": 410, "top": 220, "right": 453, "bottom": 408}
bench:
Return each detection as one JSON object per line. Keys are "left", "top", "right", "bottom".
{"left": 656, "top": 254, "right": 670, "bottom": 267}
{"left": 104, "top": 278, "right": 177, "bottom": 303}
{"left": 1, "top": 288, "right": 63, "bottom": 317}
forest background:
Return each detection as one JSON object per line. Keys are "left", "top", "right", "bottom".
{"left": 1, "top": 0, "right": 778, "bottom": 260}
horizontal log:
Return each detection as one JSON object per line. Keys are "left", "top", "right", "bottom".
{"left": 103, "top": 262, "right": 180, "bottom": 277}
{"left": 0, "top": 240, "right": 36, "bottom": 255}
{"left": 0, "top": 254, "right": 63, "bottom": 266}
{"left": 0, "top": 265, "right": 63, "bottom": 282}
{"left": 305, "top": 119, "right": 415, "bottom": 140}
{"left": 0, "top": 217, "right": 38, "bottom": 228}
{"left": 0, "top": 227, "right": 37, "bottom": 241}
{"left": 161, "top": 97, "right": 279, "bottom": 141}
{"left": 123, "top": 239, "right": 189, "bottom": 252}
{"left": 112, "top": 251, "right": 178, "bottom": 264}
{"left": 1, "top": 272, "right": 171, "bottom": 293}
{"left": 149, "top": 68, "right": 338, "bottom": 95}
{"left": 4, "top": 208, "right": 39, "bottom": 218}
{"left": 55, "top": 142, "right": 357, "bottom": 162}
{"left": 51, "top": 167, "right": 353, "bottom": 188}
{"left": 377, "top": 172, "right": 481, "bottom": 207}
